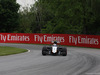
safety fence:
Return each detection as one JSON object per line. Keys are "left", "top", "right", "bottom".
{"left": 0, "top": 33, "right": 100, "bottom": 48}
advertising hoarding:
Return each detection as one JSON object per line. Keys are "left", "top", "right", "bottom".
{"left": 0, "top": 33, "right": 100, "bottom": 48}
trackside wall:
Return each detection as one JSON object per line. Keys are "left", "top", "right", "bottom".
{"left": 0, "top": 33, "right": 100, "bottom": 48}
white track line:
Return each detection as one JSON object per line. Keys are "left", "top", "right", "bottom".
{"left": 27, "top": 49, "right": 31, "bottom": 52}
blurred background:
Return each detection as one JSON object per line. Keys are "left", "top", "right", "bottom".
{"left": 0, "top": 0, "right": 100, "bottom": 35}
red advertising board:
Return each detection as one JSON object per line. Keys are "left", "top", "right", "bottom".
{"left": 0, "top": 33, "right": 100, "bottom": 48}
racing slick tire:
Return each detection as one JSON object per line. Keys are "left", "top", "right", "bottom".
{"left": 42, "top": 47, "right": 47, "bottom": 56}
{"left": 62, "top": 48, "right": 67, "bottom": 56}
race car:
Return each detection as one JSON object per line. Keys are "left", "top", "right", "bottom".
{"left": 42, "top": 41, "right": 67, "bottom": 56}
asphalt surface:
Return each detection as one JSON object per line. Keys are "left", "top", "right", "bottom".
{"left": 0, "top": 43, "right": 100, "bottom": 75}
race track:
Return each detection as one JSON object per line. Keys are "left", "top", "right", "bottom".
{"left": 0, "top": 43, "right": 100, "bottom": 75}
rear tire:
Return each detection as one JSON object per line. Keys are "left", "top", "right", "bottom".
{"left": 62, "top": 48, "right": 67, "bottom": 56}
{"left": 42, "top": 47, "right": 47, "bottom": 56}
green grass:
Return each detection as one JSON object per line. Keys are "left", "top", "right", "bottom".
{"left": 0, "top": 46, "right": 28, "bottom": 56}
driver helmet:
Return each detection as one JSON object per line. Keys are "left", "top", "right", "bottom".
{"left": 54, "top": 41, "right": 57, "bottom": 44}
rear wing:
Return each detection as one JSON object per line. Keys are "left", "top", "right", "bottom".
{"left": 51, "top": 41, "right": 60, "bottom": 44}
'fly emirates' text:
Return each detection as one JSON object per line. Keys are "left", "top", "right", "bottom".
{"left": 69, "top": 36, "right": 99, "bottom": 45}
{"left": 0, "top": 34, "right": 30, "bottom": 42}
{"left": 34, "top": 35, "right": 65, "bottom": 43}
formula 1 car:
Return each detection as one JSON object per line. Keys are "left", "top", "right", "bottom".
{"left": 42, "top": 41, "right": 67, "bottom": 56}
